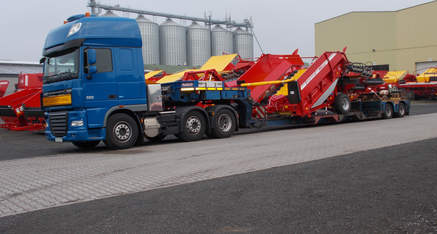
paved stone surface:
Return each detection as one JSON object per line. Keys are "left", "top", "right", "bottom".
{"left": 1, "top": 138, "right": 436, "bottom": 233}
{"left": 0, "top": 113, "right": 437, "bottom": 217}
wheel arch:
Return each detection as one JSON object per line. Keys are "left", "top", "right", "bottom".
{"left": 104, "top": 106, "right": 144, "bottom": 134}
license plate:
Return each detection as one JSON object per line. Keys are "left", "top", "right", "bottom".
{"left": 55, "top": 137, "right": 63, "bottom": 143}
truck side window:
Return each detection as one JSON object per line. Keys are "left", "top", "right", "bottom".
{"left": 95, "top": 49, "right": 113, "bottom": 73}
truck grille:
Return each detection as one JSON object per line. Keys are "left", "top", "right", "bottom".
{"left": 49, "top": 112, "right": 68, "bottom": 137}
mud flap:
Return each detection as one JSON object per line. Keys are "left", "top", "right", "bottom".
{"left": 287, "top": 81, "right": 301, "bottom": 104}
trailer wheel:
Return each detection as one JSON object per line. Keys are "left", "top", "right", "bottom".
{"left": 179, "top": 111, "right": 206, "bottom": 142}
{"left": 211, "top": 109, "right": 236, "bottom": 138}
{"left": 395, "top": 102, "right": 406, "bottom": 118}
{"left": 72, "top": 141, "right": 100, "bottom": 149}
{"left": 334, "top": 93, "right": 351, "bottom": 114}
{"left": 105, "top": 113, "right": 138, "bottom": 149}
{"left": 382, "top": 103, "right": 394, "bottom": 119}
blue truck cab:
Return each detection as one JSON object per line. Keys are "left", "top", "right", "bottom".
{"left": 42, "top": 13, "right": 249, "bottom": 149}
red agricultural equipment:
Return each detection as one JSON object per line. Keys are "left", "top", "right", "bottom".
{"left": 230, "top": 49, "right": 408, "bottom": 124}
{"left": 399, "top": 68, "right": 437, "bottom": 99}
{"left": 0, "top": 73, "right": 45, "bottom": 131}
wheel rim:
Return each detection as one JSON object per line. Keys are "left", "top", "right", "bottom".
{"left": 386, "top": 106, "right": 392, "bottom": 117}
{"left": 186, "top": 116, "right": 202, "bottom": 134}
{"left": 399, "top": 104, "right": 405, "bottom": 116}
{"left": 218, "top": 113, "right": 232, "bottom": 132}
{"left": 342, "top": 99, "right": 350, "bottom": 111}
{"left": 113, "top": 121, "right": 132, "bottom": 142}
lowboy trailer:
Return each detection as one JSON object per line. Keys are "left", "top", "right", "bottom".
{"left": 41, "top": 13, "right": 410, "bottom": 149}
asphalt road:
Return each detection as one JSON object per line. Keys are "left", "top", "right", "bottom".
{"left": 0, "top": 100, "right": 436, "bottom": 161}
{"left": 1, "top": 137, "right": 436, "bottom": 233}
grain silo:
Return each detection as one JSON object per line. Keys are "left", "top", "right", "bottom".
{"left": 160, "top": 18, "right": 187, "bottom": 66}
{"left": 187, "top": 22, "right": 211, "bottom": 67}
{"left": 136, "top": 15, "right": 160, "bottom": 65}
{"left": 234, "top": 28, "right": 254, "bottom": 60}
{"left": 211, "top": 25, "right": 233, "bottom": 56}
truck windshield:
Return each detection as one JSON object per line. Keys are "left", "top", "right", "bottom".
{"left": 43, "top": 49, "right": 79, "bottom": 84}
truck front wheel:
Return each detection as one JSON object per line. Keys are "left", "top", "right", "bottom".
{"left": 105, "top": 113, "right": 138, "bottom": 149}
{"left": 179, "top": 111, "right": 206, "bottom": 142}
{"left": 72, "top": 141, "right": 100, "bottom": 149}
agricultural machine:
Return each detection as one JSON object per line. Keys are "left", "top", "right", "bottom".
{"left": 399, "top": 68, "right": 437, "bottom": 99}
{"left": 0, "top": 73, "right": 45, "bottom": 131}
{"left": 40, "top": 13, "right": 409, "bottom": 149}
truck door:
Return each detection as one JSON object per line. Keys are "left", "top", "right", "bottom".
{"left": 83, "top": 48, "right": 118, "bottom": 128}
{"left": 114, "top": 48, "right": 147, "bottom": 105}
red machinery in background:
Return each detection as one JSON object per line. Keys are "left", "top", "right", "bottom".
{"left": 0, "top": 73, "right": 45, "bottom": 131}
{"left": 0, "top": 80, "right": 9, "bottom": 97}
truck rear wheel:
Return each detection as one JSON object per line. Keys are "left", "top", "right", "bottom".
{"left": 72, "top": 141, "right": 100, "bottom": 149}
{"left": 334, "top": 93, "right": 351, "bottom": 114}
{"left": 105, "top": 113, "right": 138, "bottom": 149}
{"left": 211, "top": 109, "right": 236, "bottom": 138}
{"left": 179, "top": 111, "right": 206, "bottom": 142}
{"left": 382, "top": 103, "right": 394, "bottom": 119}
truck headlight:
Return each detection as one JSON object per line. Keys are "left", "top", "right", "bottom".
{"left": 71, "top": 120, "right": 84, "bottom": 127}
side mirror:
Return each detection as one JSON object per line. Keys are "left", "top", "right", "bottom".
{"left": 87, "top": 49, "right": 97, "bottom": 65}
{"left": 87, "top": 65, "right": 97, "bottom": 80}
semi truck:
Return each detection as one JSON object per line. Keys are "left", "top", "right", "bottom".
{"left": 41, "top": 13, "right": 410, "bottom": 149}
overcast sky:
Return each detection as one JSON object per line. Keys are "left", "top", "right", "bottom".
{"left": 0, "top": 0, "right": 432, "bottom": 62}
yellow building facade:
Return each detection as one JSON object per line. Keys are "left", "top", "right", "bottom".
{"left": 315, "top": 1, "right": 437, "bottom": 74}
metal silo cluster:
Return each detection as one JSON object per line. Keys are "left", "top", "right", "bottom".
{"left": 99, "top": 8, "right": 254, "bottom": 66}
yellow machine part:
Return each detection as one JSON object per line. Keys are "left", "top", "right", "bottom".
{"left": 383, "top": 70, "right": 407, "bottom": 84}
{"left": 200, "top": 54, "right": 238, "bottom": 71}
{"left": 417, "top": 67, "right": 437, "bottom": 83}
{"left": 144, "top": 70, "right": 164, "bottom": 80}
{"left": 157, "top": 54, "right": 239, "bottom": 84}
{"left": 157, "top": 69, "right": 199, "bottom": 84}
{"left": 275, "top": 69, "right": 307, "bottom": 95}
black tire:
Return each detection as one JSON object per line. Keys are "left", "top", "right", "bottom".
{"left": 382, "top": 103, "right": 394, "bottom": 119}
{"left": 104, "top": 113, "right": 138, "bottom": 149}
{"left": 211, "top": 109, "right": 236, "bottom": 138}
{"left": 72, "top": 141, "right": 100, "bottom": 149}
{"left": 395, "top": 102, "right": 406, "bottom": 118}
{"left": 146, "top": 134, "right": 166, "bottom": 143}
{"left": 179, "top": 110, "right": 206, "bottom": 142}
{"left": 334, "top": 93, "right": 351, "bottom": 114}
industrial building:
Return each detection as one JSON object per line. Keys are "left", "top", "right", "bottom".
{"left": 315, "top": 1, "right": 437, "bottom": 74}
{"left": 89, "top": 1, "right": 254, "bottom": 67}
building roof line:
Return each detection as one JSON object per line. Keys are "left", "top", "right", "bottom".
{"left": 0, "top": 60, "right": 41, "bottom": 66}
{"left": 316, "top": 0, "right": 436, "bottom": 24}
